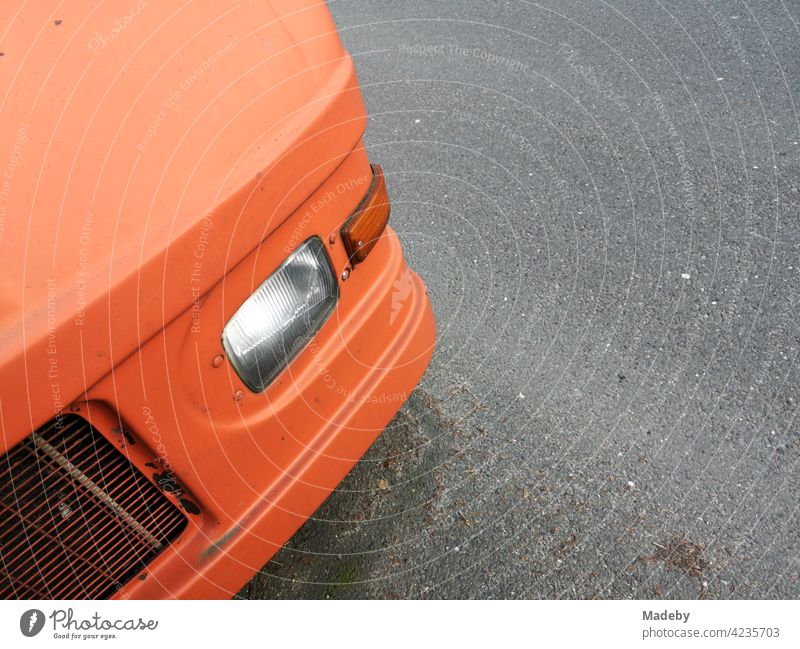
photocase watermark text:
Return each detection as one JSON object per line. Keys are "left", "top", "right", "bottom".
{"left": 87, "top": 0, "right": 148, "bottom": 54}
{"left": 399, "top": 43, "right": 528, "bottom": 73}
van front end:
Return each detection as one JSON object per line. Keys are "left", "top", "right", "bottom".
{"left": 0, "top": 1, "right": 435, "bottom": 599}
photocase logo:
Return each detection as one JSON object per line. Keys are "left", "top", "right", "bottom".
{"left": 20, "top": 609, "right": 45, "bottom": 637}
{"left": 391, "top": 269, "right": 413, "bottom": 325}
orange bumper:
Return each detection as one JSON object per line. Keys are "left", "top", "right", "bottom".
{"left": 80, "top": 148, "right": 436, "bottom": 599}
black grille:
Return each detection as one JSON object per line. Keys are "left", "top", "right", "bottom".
{"left": 0, "top": 415, "right": 187, "bottom": 599}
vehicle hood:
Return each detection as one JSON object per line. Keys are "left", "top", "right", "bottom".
{"left": 0, "top": 0, "right": 366, "bottom": 436}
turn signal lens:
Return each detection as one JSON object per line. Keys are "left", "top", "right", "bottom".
{"left": 341, "top": 164, "right": 390, "bottom": 265}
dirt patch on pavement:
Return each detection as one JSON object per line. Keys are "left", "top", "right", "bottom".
{"left": 642, "top": 535, "right": 709, "bottom": 577}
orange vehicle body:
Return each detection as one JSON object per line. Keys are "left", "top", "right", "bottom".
{"left": 0, "top": 1, "right": 435, "bottom": 598}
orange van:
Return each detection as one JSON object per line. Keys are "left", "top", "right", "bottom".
{"left": 0, "top": 1, "right": 435, "bottom": 599}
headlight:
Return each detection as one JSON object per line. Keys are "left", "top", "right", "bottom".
{"left": 221, "top": 237, "right": 338, "bottom": 392}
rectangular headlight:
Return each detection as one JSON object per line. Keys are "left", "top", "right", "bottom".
{"left": 221, "top": 237, "right": 338, "bottom": 392}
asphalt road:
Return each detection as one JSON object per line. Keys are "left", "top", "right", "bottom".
{"left": 241, "top": 0, "right": 800, "bottom": 599}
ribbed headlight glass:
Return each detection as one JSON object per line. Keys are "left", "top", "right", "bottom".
{"left": 222, "top": 237, "right": 338, "bottom": 392}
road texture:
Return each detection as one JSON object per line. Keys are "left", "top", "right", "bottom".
{"left": 241, "top": 0, "right": 800, "bottom": 599}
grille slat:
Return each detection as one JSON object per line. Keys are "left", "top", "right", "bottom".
{"left": 2, "top": 501, "right": 137, "bottom": 591}
{"left": 2, "top": 448, "right": 162, "bottom": 562}
{"left": 0, "top": 415, "right": 187, "bottom": 599}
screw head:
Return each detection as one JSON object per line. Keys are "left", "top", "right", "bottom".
{"left": 212, "top": 354, "right": 224, "bottom": 368}
{"left": 234, "top": 390, "right": 244, "bottom": 401}
{"left": 341, "top": 268, "right": 350, "bottom": 281}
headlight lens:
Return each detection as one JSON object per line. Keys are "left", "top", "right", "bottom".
{"left": 221, "top": 237, "right": 338, "bottom": 392}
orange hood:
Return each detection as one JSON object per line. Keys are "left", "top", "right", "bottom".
{"left": 0, "top": 0, "right": 366, "bottom": 438}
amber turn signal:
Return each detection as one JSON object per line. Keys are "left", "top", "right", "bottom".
{"left": 341, "top": 164, "right": 390, "bottom": 265}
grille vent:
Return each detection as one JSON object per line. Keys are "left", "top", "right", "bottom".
{"left": 0, "top": 415, "right": 186, "bottom": 599}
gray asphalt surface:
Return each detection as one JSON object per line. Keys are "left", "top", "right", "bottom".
{"left": 241, "top": 0, "right": 800, "bottom": 599}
